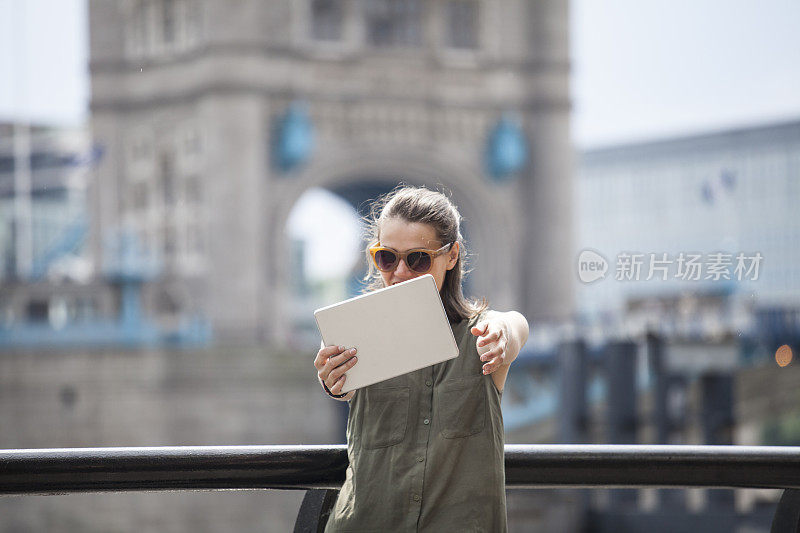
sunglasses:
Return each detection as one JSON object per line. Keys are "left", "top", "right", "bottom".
{"left": 369, "top": 243, "right": 454, "bottom": 274}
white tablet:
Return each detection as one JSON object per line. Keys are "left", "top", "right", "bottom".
{"left": 313, "top": 274, "right": 459, "bottom": 393}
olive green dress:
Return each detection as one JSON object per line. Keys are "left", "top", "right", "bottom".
{"left": 324, "top": 312, "right": 507, "bottom": 532}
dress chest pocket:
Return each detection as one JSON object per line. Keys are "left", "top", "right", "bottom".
{"left": 361, "top": 386, "right": 410, "bottom": 449}
{"left": 436, "top": 376, "right": 486, "bottom": 439}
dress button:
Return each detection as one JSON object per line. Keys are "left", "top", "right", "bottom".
{"left": 413, "top": 494, "right": 421, "bottom": 502}
{"left": 423, "top": 418, "right": 430, "bottom": 425}
{"left": 417, "top": 456, "right": 424, "bottom": 462}
{"left": 425, "top": 380, "right": 432, "bottom": 387}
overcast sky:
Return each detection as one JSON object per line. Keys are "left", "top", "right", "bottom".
{"left": 0, "top": 0, "right": 88, "bottom": 125}
{"left": 572, "top": 0, "right": 800, "bottom": 146}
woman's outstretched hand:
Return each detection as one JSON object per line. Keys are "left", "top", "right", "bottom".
{"left": 314, "top": 344, "right": 358, "bottom": 399}
{"left": 471, "top": 320, "right": 508, "bottom": 375}
{"left": 471, "top": 311, "right": 529, "bottom": 392}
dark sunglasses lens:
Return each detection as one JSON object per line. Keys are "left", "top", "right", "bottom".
{"left": 407, "top": 251, "right": 432, "bottom": 273}
{"left": 375, "top": 250, "right": 398, "bottom": 271}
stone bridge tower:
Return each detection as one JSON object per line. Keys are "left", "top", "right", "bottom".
{"left": 88, "top": 0, "right": 573, "bottom": 344}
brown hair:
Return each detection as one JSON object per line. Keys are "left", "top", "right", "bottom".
{"left": 362, "top": 185, "right": 488, "bottom": 323}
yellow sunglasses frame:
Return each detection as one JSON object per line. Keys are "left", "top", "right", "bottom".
{"left": 369, "top": 243, "right": 453, "bottom": 274}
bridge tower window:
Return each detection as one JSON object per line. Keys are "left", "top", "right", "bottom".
{"left": 311, "top": 0, "right": 344, "bottom": 41}
{"left": 446, "top": 0, "right": 479, "bottom": 49}
{"left": 364, "top": 0, "right": 422, "bottom": 47}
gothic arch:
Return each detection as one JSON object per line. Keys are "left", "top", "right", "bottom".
{"left": 267, "top": 145, "right": 517, "bottom": 341}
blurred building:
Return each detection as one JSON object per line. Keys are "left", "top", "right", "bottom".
{"left": 0, "top": 123, "right": 92, "bottom": 282}
{"left": 88, "top": 0, "right": 574, "bottom": 345}
{"left": 575, "top": 119, "right": 800, "bottom": 342}
{"left": 0, "top": 120, "right": 214, "bottom": 348}
{"left": 0, "top": 123, "right": 106, "bottom": 330}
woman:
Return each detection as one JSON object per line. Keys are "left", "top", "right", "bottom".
{"left": 314, "top": 185, "right": 529, "bottom": 532}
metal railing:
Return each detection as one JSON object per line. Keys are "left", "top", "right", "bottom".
{"left": 1, "top": 445, "right": 799, "bottom": 531}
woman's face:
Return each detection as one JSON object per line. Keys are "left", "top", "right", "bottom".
{"left": 376, "top": 217, "right": 459, "bottom": 292}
